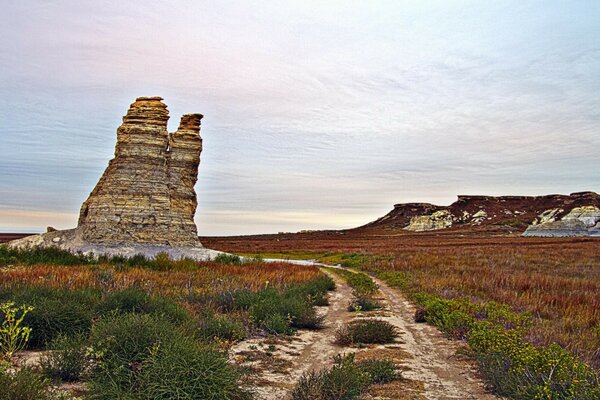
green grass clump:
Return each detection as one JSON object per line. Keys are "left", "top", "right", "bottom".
{"left": 96, "top": 286, "right": 189, "bottom": 323}
{"left": 335, "top": 319, "right": 397, "bottom": 346}
{"left": 0, "top": 366, "right": 53, "bottom": 400}
{"left": 291, "top": 353, "right": 398, "bottom": 400}
{"left": 88, "top": 313, "right": 247, "bottom": 400}
{"left": 0, "top": 245, "right": 94, "bottom": 267}
{"left": 197, "top": 311, "right": 247, "bottom": 343}
{"left": 2, "top": 287, "right": 99, "bottom": 348}
{"left": 230, "top": 276, "right": 334, "bottom": 334}
{"left": 41, "top": 334, "right": 89, "bottom": 382}
{"left": 137, "top": 335, "right": 250, "bottom": 400}
{"left": 213, "top": 253, "right": 243, "bottom": 265}
{"left": 355, "top": 359, "right": 397, "bottom": 384}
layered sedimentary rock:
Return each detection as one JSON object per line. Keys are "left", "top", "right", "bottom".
{"left": 523, "top": 206, "right": 600, "bottom": 237}
{"left": 78, "top": 97, "right": 202, "bottom": 246}
{"left": 9, "top": 97, "right": 220, "bottom": 259}
{"left": 358, "top": 192, "right": 600, "bottom": 236}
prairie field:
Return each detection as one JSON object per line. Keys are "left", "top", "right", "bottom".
{"left": 205, "top": 233, "right": 600, "bottom": 369}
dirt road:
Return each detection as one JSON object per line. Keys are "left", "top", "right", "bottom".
{"left": 231, "top": 264, "right": 499, "bottom": 399}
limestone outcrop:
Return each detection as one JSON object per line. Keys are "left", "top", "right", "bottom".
{"left": 78, "top": 97, "right": 202, "bottom": 246}
{"left": 405, "top": 210, "right": 453, "bottom": 232}
{"left": 9, "top": 97, "right": 221, "bottom": 259}
{"left": 523, "top": 206, "right": 600, "bottom": 237}
{"left": 358, "top": 192, "right": 600, "bottom": 235}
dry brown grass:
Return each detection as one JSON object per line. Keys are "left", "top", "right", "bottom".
{"left": 0, "top": 261, "right": 322, "bottom": 301}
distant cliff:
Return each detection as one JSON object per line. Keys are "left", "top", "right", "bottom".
{"left": 359, "top": 192, "right": 600, "bottom": 236}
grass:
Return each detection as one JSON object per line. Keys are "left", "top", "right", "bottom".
{"left": 291, "top": 353, "right": 398, "bottom": 400}
{"left": 206, "top": 233, "right": 600, "bottom": 397}
{"left": 0, "top": 248, "right": 334, "bottom": 398}
{"left": 335, "top": 319, "right": 398, "bottom": 346}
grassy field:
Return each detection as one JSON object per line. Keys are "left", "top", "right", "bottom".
{"left": 0, "top": 246, "right": 334, "bottom": 399}
{"left": 206, "top": 232, "right": 600, "bottom": 398}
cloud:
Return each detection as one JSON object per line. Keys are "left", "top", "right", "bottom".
{"left": 1, "top": 1, "right": 599, "bottom": 234}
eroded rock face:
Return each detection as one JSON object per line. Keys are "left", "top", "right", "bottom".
{"left": 523, "top": 206, "right": 600, "bottom": 237}
{"left": 78, "top": 97, "right": 203, "bottom": 245}
{"left": 9, "top": 97, "right": 220, "bottom": 259}
{"left": 79, "top": 97, "right": 202, "bottom": 246}
{"left": 359, "top": 191, "right": 600, "bottom": 235}
{"left": 405, "top": 210, "right": 453, "bottom": 232}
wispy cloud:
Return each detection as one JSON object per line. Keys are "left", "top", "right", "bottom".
{"left": 1, "top": 1, "right": 599, "bottom": 235}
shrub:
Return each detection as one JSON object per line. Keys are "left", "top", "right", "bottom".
{"left": 88, "top": 313, "right": 247, "bottom": 400}
{"left": 335, "top": 319, "right": 397, "bottom": 346}
{"left": 0, "top": 367, "right": 52, "bottom": 400}
{"left": 291, "top": 353, "right": 393, "bottom": 400}
{"left": 214, "top": 253, "right": 243, "bottom": 265}
{"left": 356, "top": 359, "right": 397, "bottom": 384}
{"left": 0, "top": 245, "right": 93, "bottom": 267}
{"left": 41, "top": 334, "right": 89, "bottom": 382}
{"left": 468, "top": 322, "right": 600, "bottom": 399}
{"left": 89, "top": 313, "right": 176, "bottom": 397}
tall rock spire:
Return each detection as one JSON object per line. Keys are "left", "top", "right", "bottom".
{"left": 78, "top": 97, "right": 203, "bottom": 246}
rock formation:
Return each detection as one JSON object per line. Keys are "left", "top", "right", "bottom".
{"left": 523, "top": 206, "right": 600, "bottom": 237}
{"left": 9, "top": 97, "right": 221, "bottom": 259}
{"left": 78, "top": 97, "right": 202, "bottom": 246}
{"left": 358, "top": 192, "right": 600, "bottom": 236}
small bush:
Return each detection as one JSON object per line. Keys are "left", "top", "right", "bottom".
{"left": 356, "top": 359, "right": 397, "bottom": 384}
{"left": 0, "top": 302, "right": 33, "bottom": 360}
{"left": 0, "top": 367, "right": 52, "bottom": 400}
{"left": 214, "top": 253, "right": 243, "bottom": 265}
{"left": 335, "top": 319, "right": 397, "bottom": 346}
{"left": 291, "top": 353, "right": 396, "bottom": 400}
{"left": 88, "top": 313, "right": 247, "bottom": 400}
{"left": 347, "top": 297, "right": 381, "bottom": 312}
{"left": 41, "top": 334, "right": 89, "bottom": 382}
{"left": 89, "top": 313, "right": 176, "bottom": 397}
{"left": 0, "top": 245, "right": 93, "bottom": 267}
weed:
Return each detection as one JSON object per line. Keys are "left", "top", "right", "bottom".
{"left": 291, "top": 353, "right": 397, "bottom": 400}
{"left": 197, "top": 311, "right": 247, "bottom": 343}
{"left": 0, "top": 302, "right": 33, "bottom": 360}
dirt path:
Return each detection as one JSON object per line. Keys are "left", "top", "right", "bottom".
{"left": 231, "top": 262, "right": 500, "bottom": 399}
{"left": 230, "top": 271, "right": 355, "bottom": 399}
{"left": 370, "top": 275, "right": 499, "bottom": 399}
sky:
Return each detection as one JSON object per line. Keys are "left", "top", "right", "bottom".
{"left": 1, "top": 1, "right": 599, "bottom": 235}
